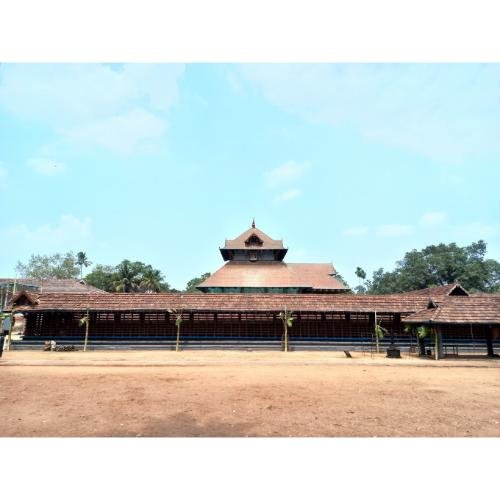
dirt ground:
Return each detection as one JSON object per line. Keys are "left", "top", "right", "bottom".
{"left": 1, "top": 350, "right": 499, "bottom": 437}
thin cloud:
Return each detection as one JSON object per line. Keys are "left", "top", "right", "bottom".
{"left": 343, "top": 226, "right": 369, "bottom": 236}
{"left": 0, "top": 162, "right": 7, "bottom": 188}
{"left": 419, "top": 211, "right": 448, "bottom": 227}
{"left": 264, "top": 161, "right": 310, "bottom": 188}
{"left": 0, "top": 63, "right": 184, "bottom": 155}
{"left": 64, "top": 108, "right": 167, "bottom": 155}
{"left": 273, "top": 188, "right": 301, "bottom": 204}
{"left": 377, "top": 224, "right": 414, "bottom": 236}
{"left": 8, "top": 214, "right": 92, "bottom": 248}
{"left": 27, "top": 157, "right": 66, "bottom": 175}
{"left": 239, "top": 64, "right": 500, "bottom": 163}
{"left": 453, "top": 221, "right": 500, "bottom": 239}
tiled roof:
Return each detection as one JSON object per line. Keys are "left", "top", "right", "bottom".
{"left": 222, "top": 226, "right": 285, "bottom": 250}
{"left": 400, "top": 283, "right": 469, "bottom": 297}
{"left": 403, "top": 295, "right": 500, "bottom": 325}
{"left": 197, "top": 261, "right": 347, "bottom": 291}
{"left": 10, "top": 291, "right": 431, "bottom": 314}
{"left": 0, "top": 278, "right": 107, "bottom": 294}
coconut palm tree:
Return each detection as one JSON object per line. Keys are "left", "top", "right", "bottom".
{"left": 140, "top": 267, "right": 164, "bottom": 293}
{"left": 79, "top": 309, "right": 90, "bottom": 352}
{"left": 355, "top": 266, "right": 366, "bottom": 287}
{"left": 417, "top": 325, "right": 440, "bottom": 360}
{"left": 169, "top": 309, "right": 184, "bottom": 351}
{"left": 113, "top": 260, "right": 140, "bottom": 293}
{"left": 278, "top": 308, "right": 294, "bottom": 352}
{"left": 76, "top": 252, "right": 92, "bottom": 280}
{"left": 374, "top": 321, "right": 387, "bottom": 354}
{"left": 404, "top": 324, "right": 425, "bottom": 356}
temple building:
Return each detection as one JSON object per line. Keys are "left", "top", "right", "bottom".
{"left": 197, "top": 221, "right": 348, "bottom": 294}
{"left": 3, "top": 221, "right": 499, "bottom": 357}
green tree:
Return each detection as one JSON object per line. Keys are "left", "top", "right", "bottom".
{"left": 112, "top": 260, "right": 169, "bottom": 293}
{"left": 84, "top": 265, "right": 118, "bottom": 292}
{"left": 278, "top": 308, "right": 294, "bottom": 352}
{"left": 79, "top": 310, "right": 90, "bottom": 352}
{"left": 333, "top": 272, "right": 350, "bottom": 289}
{"left": 169, "top": 308, "right": 184, "bottom": 352}
{"left": 85, "top": 260, "right": 169, "bottom": 293}
{"left": 354, "top": 266, "right": 367, "bottom": 294}
{"left": 15, "top": 252, "right": 79, "bottom": 279}
{"left": 113, "top": 260, "right": 142, "bottom": 293}
{"left": 184, "top": 272, "right": 211, "bottom": 293}
{"left": 355, "top": 266, "right": 367, "bottom": 283}
{"left": 374, "top": 321, "right": 387, "bottom": 354}
{"left": 76, "top": 252, "right": 92, "bottom": 280}
{"left": 365, "top": 240, "right": 500, "bottom": 294}
{"left": 417, "top": 325, "right": 440, "bottom": 360}
{"left": 140, "top": 266, "right": 169, "bottom": 293}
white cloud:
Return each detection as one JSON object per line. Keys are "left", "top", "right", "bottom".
{"left": 0, "top": 162, "right": 7, "bottom": 187}
{"left": 0, "top": 63, "right": 184, "bottom": 154}
{"left": 419, "top": 211, "right": 448, "bottom": 227}
{"left": 273, "top": 188, "right": 301, "bottom": 203}
{"left": 453, "top": 222, "right": 500, "bottom": 239}
{"left": 8, "top": 214, "right": 92, "bottom": 249}
{"left": 343, "top": 226, "right": 369, "bottom": 236}
{"left": 27, "top": 157, "right": 66, "bottom": 175}
{"left": 377, "top": 224, "right": 414, "bottom": 236}
{"left": 226, "top": 70, "right": 245, "bottom": 96}
{"left": 264, "top": 161, "right": 310, "bottom": 187}
{"left": 64, "top": 108, "right": 167, "bottom": 155}
{"left": 0, "top": 64, "right": 184, "bottom": 125}
{"left": 238, "top": 64, "right": 500, "bottom": 162}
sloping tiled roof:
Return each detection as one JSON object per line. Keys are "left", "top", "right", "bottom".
{"left": 222, "top": 226, "right": 285, "bottom": 250}
{"left": 0, "top": 278, "right": 107, "bottom": 294}
{"left": 403, "top": 295, "right": 500, "bottom": 325}
{"left": 197, "top": 261, "right": 347, "bottom": 291}
{"left": 400, "top": 283, "right": 469, "bottom": 297}
{"left": 9, "top": 292, "right": 431, "bottom": 314}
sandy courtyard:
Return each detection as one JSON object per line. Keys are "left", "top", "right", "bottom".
{"left": 1, "top": 350, "right": 499, "bottom": 437}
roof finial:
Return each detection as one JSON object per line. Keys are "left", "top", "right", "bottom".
{"left": 252, "top": 218, "right": 255, "bottom": 228}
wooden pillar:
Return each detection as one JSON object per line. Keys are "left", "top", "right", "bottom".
{"left": 393, "top": 313, "right": 401, "bottom": 342}
{"left": 345, "top": 312, "right": 350, "bottom": 340}
{"left": 369, "top": 312, "right": 375, "bottom": 341}
{"left": 418, "top": 330, "right": 426, "bottom": 356}
{"left": 139, "top": 312, "right": 145, "bottom": 337}
{"left": 486, "top": 326, "right": 495, "bottom": 357}
{"left": 114, "top": 312, "right": 121, "bottom": 338}
{"left": 435, "top": 326, "right": 444, "bottom": 360}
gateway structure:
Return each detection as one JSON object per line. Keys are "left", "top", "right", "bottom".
{"left": 197, "top": 221, "right": 348, "bottom": 294}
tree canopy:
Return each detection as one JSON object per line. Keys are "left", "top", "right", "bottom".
{"left": 360, "top": 240, "right": 500, "bottom": 294}
{"left": 184, "top": 272, "right": 211, "bottom": 293}
{"left": 86, "top": 260, "right": 170, "bottom": 293}
{"left": 15, "top": 252, "right": 80, "bottom": 279}
{"left": 84, "top": 265, "right": 117, "bottom": 292}
{"left": 76, "top": 251, "right": 92, "bottom": 279}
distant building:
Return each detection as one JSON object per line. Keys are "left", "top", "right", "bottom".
{"left": 0, "top": 278, "right": 106, "bottom": 311}
{"left": 197, "top": 221, "right": 348, "bottom": 294}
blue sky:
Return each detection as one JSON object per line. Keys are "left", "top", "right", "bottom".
{"left": 0, "top": 63, "right": 499, "bottom": 289}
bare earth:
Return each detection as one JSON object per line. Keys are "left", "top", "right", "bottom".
{"left": 1, "top": 350, "right": 499, "bottom": 437}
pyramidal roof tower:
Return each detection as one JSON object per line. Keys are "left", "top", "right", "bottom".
{"left": 219, "top": 220, "right": 288, "bottom": 262}
{"left": 197, "top": 221, "right": 349, "bottom": 294}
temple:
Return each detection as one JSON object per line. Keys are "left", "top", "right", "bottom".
{"left": 3, "top": 221, "right": 499, "bottom": 357}
{"left": 197, "top": 221, "right": 348, "bottom": 294}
